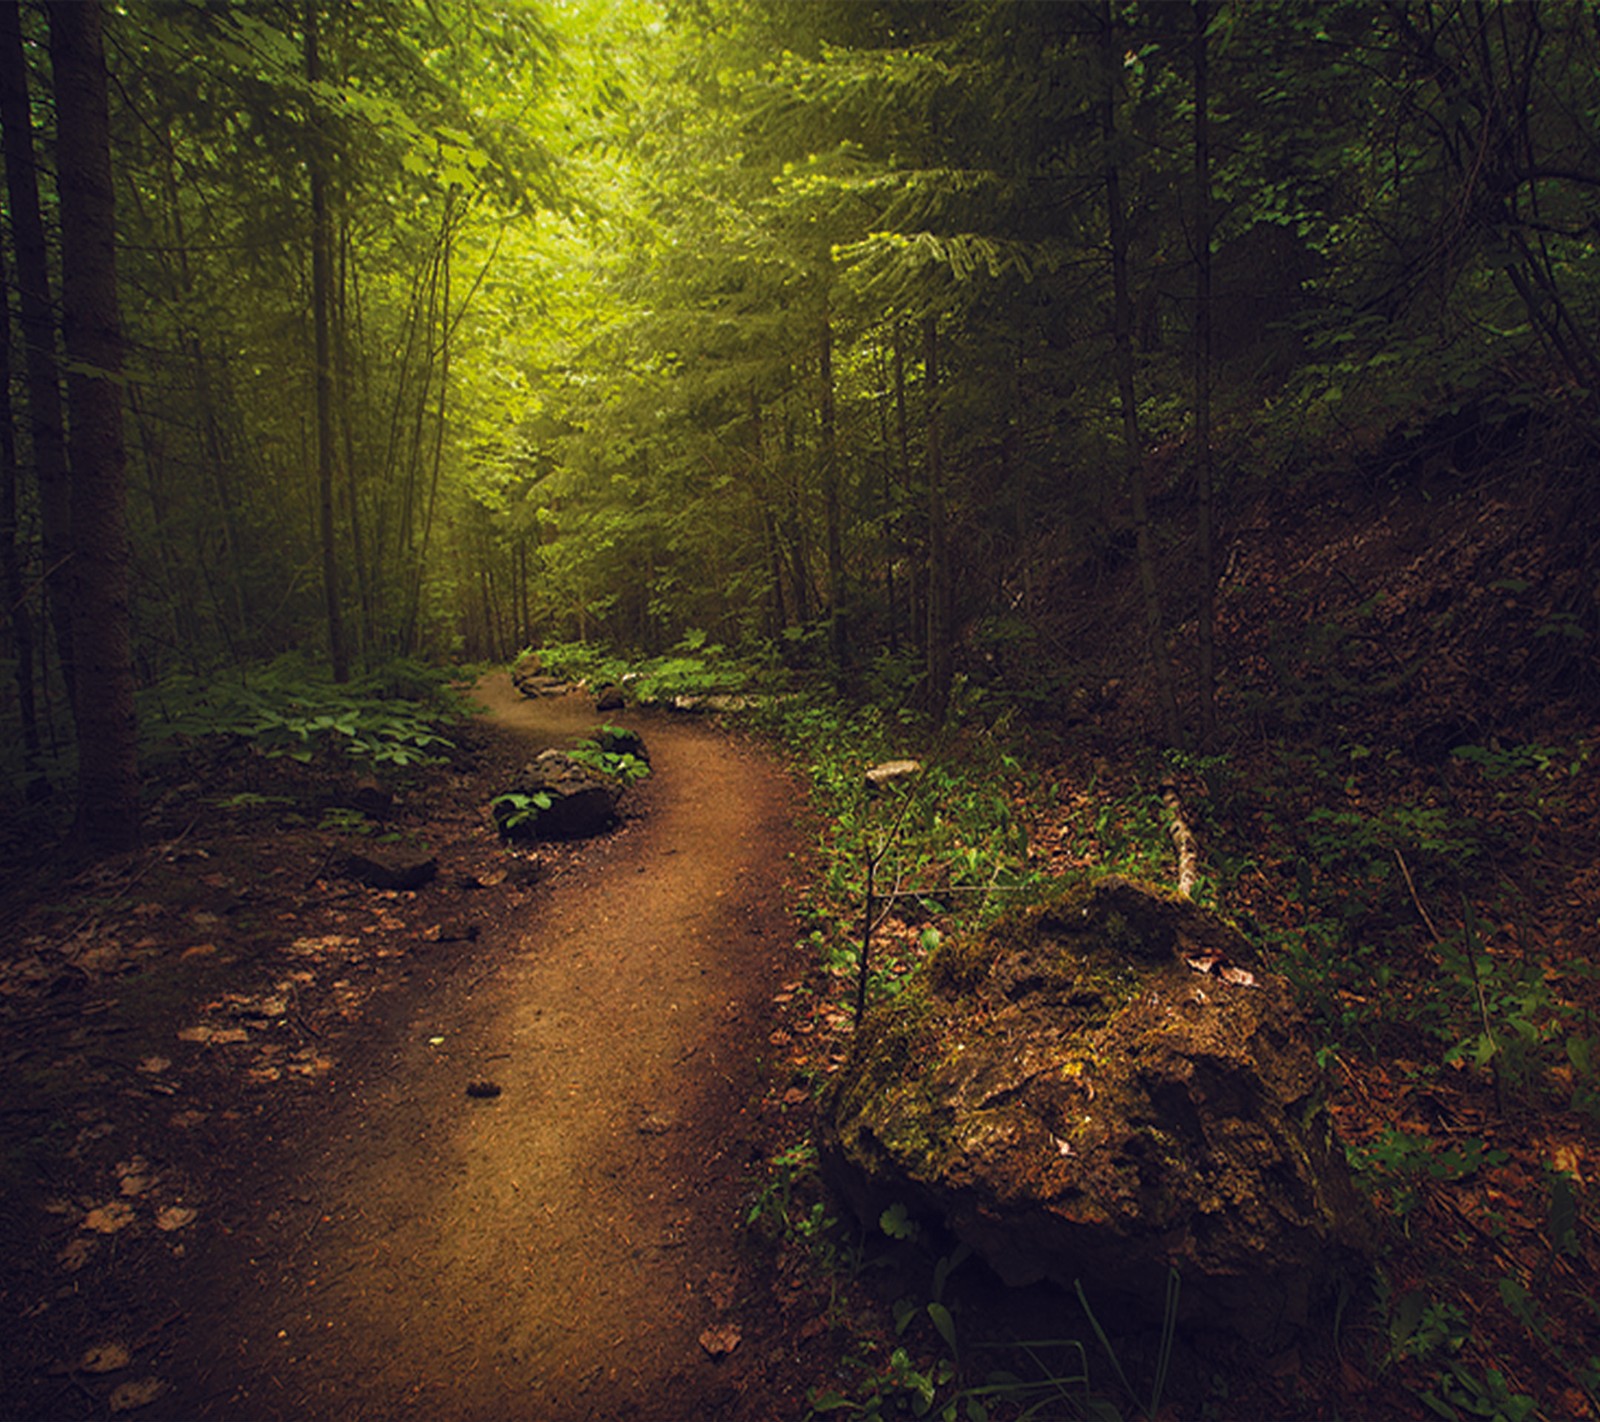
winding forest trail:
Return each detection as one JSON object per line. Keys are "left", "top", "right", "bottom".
{"left": 185, "top": 674, "right": 803, "bottom": 1421}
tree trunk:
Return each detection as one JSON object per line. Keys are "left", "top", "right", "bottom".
{"left": 0, "top": 229, "right": 40, "bottom": 758}
{"left": 1193, "top": 0, "right": 1218, "bottom": 749}
{"left": 402, "top": 197, "right": 455, "bottom": 656}
{"left": 819, "top": 308, "right": 846, "bottom": 673}
{"left": 1102, "top": 0, "right": 1183, "bottom": 747}
{"left": 924, "top": 317, "right": 953, "bottom": 721}
{"left": 50, "top": 0, "right": 140, "bottom": 852}
{"left": 782, "top": 399, "right": 811, "bottom": 626}
{"left": 305, "top": 1, "right": 348, "bottom": 681}
{"left": 0, "top": 0, "right": 73, "bottom": 706}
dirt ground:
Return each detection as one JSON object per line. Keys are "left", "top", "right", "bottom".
{"left": 1, "top": 675, "right": 823, "bottom": 1421}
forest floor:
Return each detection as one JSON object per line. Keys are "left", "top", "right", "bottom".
{"left": 4, "top": 469, "right": 1599, "bottom": 1422}
{"left": 0, "top": 673, "right": 847, "bottom": 1421}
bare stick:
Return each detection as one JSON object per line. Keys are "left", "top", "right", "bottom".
{"left": 1161, "top": 777, "right": 1199, "bottom": 899}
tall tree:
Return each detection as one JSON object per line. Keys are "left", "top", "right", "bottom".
{"left": 0, "top": 228, "right": 39, "bottom": 761}
{"left": 1193, "top": 0, "right": 1218, "bottom": 748}
{"left": 0, "top": 0, "right": 72, "bottom": 706}
{"left": 305, "top": 1, "right": 348, "bottom": 682}
{"left": 49, "top": 0, "right": 139, "bottom": 851}
{"left": 1101, "top": 0, "right": 1183, "bottom": 747}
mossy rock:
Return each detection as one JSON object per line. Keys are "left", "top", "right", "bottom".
{"left": 820, "top": 875, "right": 1375, "bottom": 1348}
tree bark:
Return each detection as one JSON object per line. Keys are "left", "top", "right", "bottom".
{"left": 924, "top": 317, "right": 953, "bottom": 721}
{"left": 1101, "top": 0, "right": 1183, "bottom": 747}
{"left": 0, "top": 228, "right": 40, "bottom": 758}
{"left": 305, "top": 1, "right": 348, "bottom": 681}
{"left": 0, "top": 0, "right": 73, "bottom": 706}
{"left": 49, "top": 0, "right": 140, "bottom": 852}
{"left": 819, "top": 307, "right": 846, "bottom": 673}
{"left": 1193, "top": 0, "right": 1218, "bottom": 749}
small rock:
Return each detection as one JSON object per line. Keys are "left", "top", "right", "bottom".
{"left": 341, "top": 848, "right": 438, "bottom": 892}
{"left": 866, "top": 759, "right": 923, "bottom": 790}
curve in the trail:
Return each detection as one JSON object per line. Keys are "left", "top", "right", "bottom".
{"left": 191, "top": 675, "right": 798, "bottom": 1422}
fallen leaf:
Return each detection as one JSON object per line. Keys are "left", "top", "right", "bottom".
{"left": 109, "top": 1377, "right": 166, "bottom": 1412}
{"left": 79, "top": 1341, "right": 131, "bottom": 1374}
{"left": 119, "top": 1174, "right": 156, "bottom": 1198}
{"left": 58, "top": 1237, "right": 97, "bottom": 1272}
{"left": 698, "top": 1323, "right": 741, "bottom": 1357}
{"left": 156, "top": 1206, "right": 197, "bottom": 1232}
{"left": 1219, "top": 966, "right": 1257, "bottom": 987}
{"left": 137, "top": 1056, "right": 170, "bottom": 1075}
{"left": 82, "top": 1201, "right": 136, "bottom": 1234}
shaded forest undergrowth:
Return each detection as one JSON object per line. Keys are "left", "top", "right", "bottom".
{"left": 2, "top": 453, "right": 1599, "bottom": 1421}
{"left": 738, "top": 454, "right": 1600, "bottom": 1422}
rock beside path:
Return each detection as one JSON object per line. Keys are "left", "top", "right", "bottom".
{"left": 820, "top": 875, "right": 1374, "bottom": 1348}
{"left": 341, "top": 847, "right": 438, "bottom": 891}
{"left": 495, "top": 749, "right": 621, "bottom": 841}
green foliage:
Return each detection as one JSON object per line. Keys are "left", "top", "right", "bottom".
{"left": 526, "top": 636, "right": 752, "bottom": 704}
{"left": 567, "top": 735, "right": 651, "bottom": 785}
{"left": 756, "top": 687, "right": 1044, "bottom": 1013}
{"left": 1420, "top": 1363, "right": 1538, "bottom": 1422}
{"left": 490, "top": 790, "right": 554, "bottom": 833}
{"left": 141, "top": 659, "right": 462, "bottom": 772}
{"left": 809, "top": 1249, "right": 1129, "bottom": 1422}
{"left": 1346, "top": 1129, "right": 1508, "bottom": 1221}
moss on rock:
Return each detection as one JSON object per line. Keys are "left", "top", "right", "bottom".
{"left": 819, "top": 874, "right": 1375, "bottom": 1348}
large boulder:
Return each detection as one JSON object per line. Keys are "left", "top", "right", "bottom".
{"left": 820, "top": 876, "right": 1374, "bottom": 1348}
{"left": 494, "top": 749, "right": 621, "bottom": 841}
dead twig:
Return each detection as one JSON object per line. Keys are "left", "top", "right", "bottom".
{"left": 1395, "top": 849, "right": 1504, "bottom": 1115}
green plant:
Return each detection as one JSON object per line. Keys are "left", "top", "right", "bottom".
{"left": 1420, "top": 1363, "right": 1537, "bottom": 1421}
{"left": 1075, "top": 1273, "right": 1179, "bottom": 1422}
{"left": 567, "top": 740, "right": 651, "bottom": 784}
{"left": 1346, "top": 1129, "right": 1508, "bottom": 1220}
{"left": 142, "top": 658, "right": 462, "bottom": 771}
{"left": 1381, "top": 1285, "right": 1469, "bottom": 1367}
{"left": 318, "top": 806, "right": 375, "bottom": 836}
{"left": 490, "top": 790, "right": 553, "bottom": 833}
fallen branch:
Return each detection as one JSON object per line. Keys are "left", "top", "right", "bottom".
{"left": 1160, "top": 777, "right": 1199, "bottom": 899}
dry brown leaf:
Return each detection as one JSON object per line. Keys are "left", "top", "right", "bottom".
{"left": 57, "top": 1237, "right": 97, "bottom": 1272}
{"left": 156, "top": 1206, "right": 197, "bottom": 1232}
{"left": 79, "top": 1341, "right": 131, "bottom": 1374}
{"left": 1219, "top": 965, "right": 1257, "bottom": 987}
{"left": 698, "top": 1323, "right": 741, "bottom": 1357}
{"left": 109, "top": 1377, "right": 166, "bottom": 1413}
{"left": 82, "top": 1201, "right": 136, "bottom": 1234}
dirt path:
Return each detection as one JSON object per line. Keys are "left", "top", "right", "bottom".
{"left": 174, "top": 675, "right": 803, "bottom": 1420}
